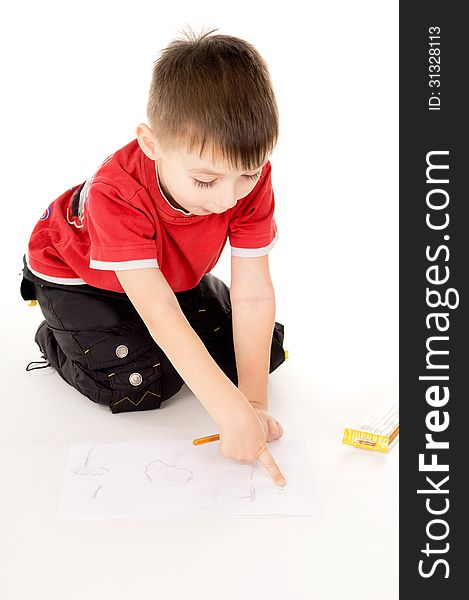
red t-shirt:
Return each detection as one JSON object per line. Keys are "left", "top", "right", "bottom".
{"left": 26, "top": 138, "right": 279, "bottom": 293}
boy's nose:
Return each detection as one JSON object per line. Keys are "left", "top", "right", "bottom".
{"left": 216, "top": 196, "right": 237, "bottom": 211}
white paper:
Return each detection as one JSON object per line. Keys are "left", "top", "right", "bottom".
{"left": 56, "top": 438, "right": 321, "bottom": 519}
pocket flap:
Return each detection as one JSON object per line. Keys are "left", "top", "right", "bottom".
{"left": 107, "top": 356, "right": 162, "bottom": 392}
{"left": 74, "top": 322, "right": 156, "bottom": 370}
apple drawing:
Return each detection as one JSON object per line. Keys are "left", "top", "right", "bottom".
{"left": 145, "top": 452, "right": 193, "bottom": 485}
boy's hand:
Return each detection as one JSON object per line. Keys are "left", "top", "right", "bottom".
{"left": 218, "top": 395, "right": 286, "bottom": 486}
{"left": 253, "top": 408, "right": 284, "bottom": 442}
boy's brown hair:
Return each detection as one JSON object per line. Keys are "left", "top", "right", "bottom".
{"left": 146, "top": 26, "right": 279, "bottom": 172}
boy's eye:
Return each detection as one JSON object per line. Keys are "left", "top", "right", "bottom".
{"left": 193, "top": 172, "right": 261, "bottom": 189}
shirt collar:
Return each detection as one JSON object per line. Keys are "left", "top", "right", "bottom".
{"left": 156, "top": 164, "right": 193, "bottom": 216}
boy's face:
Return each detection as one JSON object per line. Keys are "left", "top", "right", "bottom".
{"left": 137, "top": 124, "right": 267, "bottom": 216}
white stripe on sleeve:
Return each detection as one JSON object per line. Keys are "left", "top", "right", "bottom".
{"left": 231, "top": 232, "right": 279, "bottom": 257}
{"left": 90, "top": 258, "right": 159, "bottom": 271}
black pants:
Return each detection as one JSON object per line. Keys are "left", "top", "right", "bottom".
{"left": 20, "top": 255, "right": 286, "bottom": 414}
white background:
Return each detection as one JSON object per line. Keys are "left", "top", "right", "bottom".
{"left": 1, "top": 1, "right": 398, "bottom": 599}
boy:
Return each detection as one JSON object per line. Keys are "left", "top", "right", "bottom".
{"left": 20, "top": 28, "right": 287, "bottom": 486}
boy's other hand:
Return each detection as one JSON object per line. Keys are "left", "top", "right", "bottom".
{"left": 253, "top": 408, "right": 284, "bottom": 442}
{"left": 218, "top": 397, "right": 286, "bottom": 487}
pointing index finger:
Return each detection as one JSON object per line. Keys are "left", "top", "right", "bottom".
{"left": 257, "top": 445, "right": 286, "bottom": 487}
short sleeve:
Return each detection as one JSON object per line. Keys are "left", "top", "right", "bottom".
{"left": 228, "top": 161, "right": 279, "bottom": 257}
{"left": 86, "top": 182, "right": 159, "bottom": 271}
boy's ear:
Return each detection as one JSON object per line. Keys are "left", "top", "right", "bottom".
{"left": 135, "top": 123, "right": 158, "bottom": 160}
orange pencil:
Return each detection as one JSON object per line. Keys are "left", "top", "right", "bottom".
{"left": 193, "top": 434, "right": 220, "bottom": 446}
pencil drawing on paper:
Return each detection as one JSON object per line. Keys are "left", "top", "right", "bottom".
{"left": 58, "top": 440, "right": 319, "bottom": 519}
{"left": 92, "top": 484, "right": 103, "bottom": 499}
{"left": 66, "top": 442, "right": 288, "bottom": 508}
{"left": 72, "top": 444, "right": 110, "bottom": 477}
{"left": 211, "top": 463, "right": 258, "bottom": 506}
{"left": 145, "top": 452, "right": 194, "bottom": 485}
{"left": 239, "top": 463, "right": 257, "bottom": 502}
{"left": 212, "top": 485, "right": 223, "bottom": 506}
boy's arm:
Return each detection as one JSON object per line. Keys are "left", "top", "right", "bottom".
{"left": 230, "top": 254, "right": 276, "bottom": 411}
{"left": 115, "top": 266, "right": 286, "bottom": 485}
